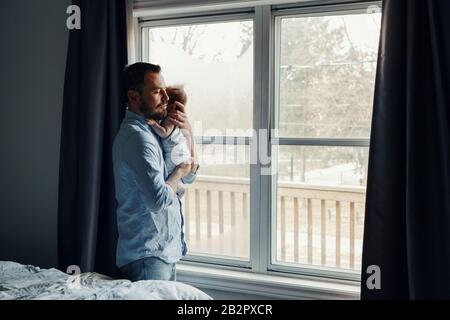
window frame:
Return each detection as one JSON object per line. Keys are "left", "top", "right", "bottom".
{"left": 270, "top": 2, "right": 381, "bottom": 281}
{"left": 135, "top": 0, "right": 382, "bottom": 282}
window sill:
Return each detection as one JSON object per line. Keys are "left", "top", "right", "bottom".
{"left": 177, "top": 263, "right": 360, "bottom": 300}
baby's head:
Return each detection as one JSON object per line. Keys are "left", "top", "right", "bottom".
{"left": 166, "top": 86, "right": 187, "bottom": 112}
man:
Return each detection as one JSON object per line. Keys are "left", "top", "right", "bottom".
{"left": 112, "top": 62, "right": 198, "bottom": 281}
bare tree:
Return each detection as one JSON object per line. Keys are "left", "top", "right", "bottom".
{"left": 237, "top": 22, "right": 253, "bottom": 58}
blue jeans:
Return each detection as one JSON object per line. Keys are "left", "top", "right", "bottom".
{"left": 120, "top": 257, "right": 177, "bottom": 282}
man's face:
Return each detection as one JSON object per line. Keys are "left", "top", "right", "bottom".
{"left": 138, "top": 72, "right": 169, "bottom": 121}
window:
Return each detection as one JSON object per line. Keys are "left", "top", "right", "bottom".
{"left": 141, "top": 18, "right": 254, "bottom": 263}
{"left": 137, "top": 1, "right": 381, "bottom": 280}
{"left": 272, "top": 9, "right": 381, "bottom": 276}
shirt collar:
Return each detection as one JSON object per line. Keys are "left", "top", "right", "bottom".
{"left": 125, "top": 109, "right": 147, "bottom": 124}
{"left": 125, "top": 109, "right": 161, "bottom": 139}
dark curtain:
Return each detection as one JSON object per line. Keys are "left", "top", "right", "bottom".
{"left": 361, "top": 0, "right": 450, "bottom": 299}
{"left": 58, "top": 0, "right": 128, "bottom": 278}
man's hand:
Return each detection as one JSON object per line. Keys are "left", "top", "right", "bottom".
{"left": 166, "top": 163, "right": 191, "bottom": 194}
{"left": 175, "top": 163, "right": 192, "bottom": 178}
{"left": 168, "top": 101, "right": 192, "bottom": 134}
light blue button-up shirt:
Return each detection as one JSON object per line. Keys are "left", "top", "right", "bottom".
{"left": 113, "top": 110, "right": 195, "bottom": 268}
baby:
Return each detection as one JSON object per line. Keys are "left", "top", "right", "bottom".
{"left": 146, "top": 86, "right": 192, "bottom": 197}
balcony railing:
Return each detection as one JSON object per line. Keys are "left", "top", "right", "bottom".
{"left": 181, "top": 175, "right": 366, "bottom": 271}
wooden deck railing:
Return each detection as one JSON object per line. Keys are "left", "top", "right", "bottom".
{"left": 181, "top": 175, "right": 366, "bottom": 270}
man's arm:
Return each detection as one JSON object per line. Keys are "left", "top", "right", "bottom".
{"left": 180, "top": 130, "right": 199, "bottom": 184}
{"left": 166, "top": 163, "right": 191, "bottom": 192}
{"left": 124, "top": 134, "right": 189, "bottom": 212}
{"left": 168, "top": 101, "right": 199, "bottom": 184}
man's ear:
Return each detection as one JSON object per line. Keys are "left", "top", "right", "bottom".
{"left": 127, "top": 90, "right": 140, "bottom": 105}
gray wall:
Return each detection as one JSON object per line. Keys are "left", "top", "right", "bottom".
{"left": 0, "top": 0, "right": 70, "bottom": 268}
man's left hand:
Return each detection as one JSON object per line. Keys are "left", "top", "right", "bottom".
{"left": 168, "top": 101, "right": 192, "bottom": 135}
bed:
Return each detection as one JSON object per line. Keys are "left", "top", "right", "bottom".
{"left": 0, "top": 261, "right": 212, "bottom": 300}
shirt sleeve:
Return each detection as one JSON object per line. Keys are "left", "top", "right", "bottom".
{"left": 124, "top": 133, "right": 176, "bottom": 213}
{"left": 181, "top": 163, "right": 199, "bottom": 184}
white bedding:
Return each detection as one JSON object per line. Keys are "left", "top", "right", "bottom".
{"left": 0, "top": 261, "right": 212, "bottom": 300}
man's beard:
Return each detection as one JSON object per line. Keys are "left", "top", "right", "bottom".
{"left": 139, "top": 102, "right": 167, "bottom": 121}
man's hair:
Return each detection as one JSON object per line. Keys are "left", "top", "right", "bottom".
{"left": 123, "top": 62, "right": 161, "bottom": 96}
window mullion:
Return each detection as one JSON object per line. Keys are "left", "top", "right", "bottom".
{"left": 273, "top": 138, "right": 371, "bottom": 147}
{"left": 251, "top": 5, "right": 273, "bottom": 274}
{"left": 141, "top": 27, "right": 148, "bottom": 62}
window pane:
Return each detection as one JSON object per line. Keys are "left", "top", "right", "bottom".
{"left": 181, "top": 144, "right": 250, "bottom": 260}
{"left": 277, "top": 12, "right": 381, "bottom": 138}
{"left": 146, "top": 21, "right": 253, "bottom": 136}
{"left": 274, "top": 146, "right": 368, "bottom": 271}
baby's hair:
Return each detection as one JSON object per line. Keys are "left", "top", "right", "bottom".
{"left": 166, "top": 85, "right": 187, "bottom": 106}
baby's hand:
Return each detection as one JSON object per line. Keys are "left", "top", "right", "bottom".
{"left": 146, "top": 117, "right": 172, "bottom": 138}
